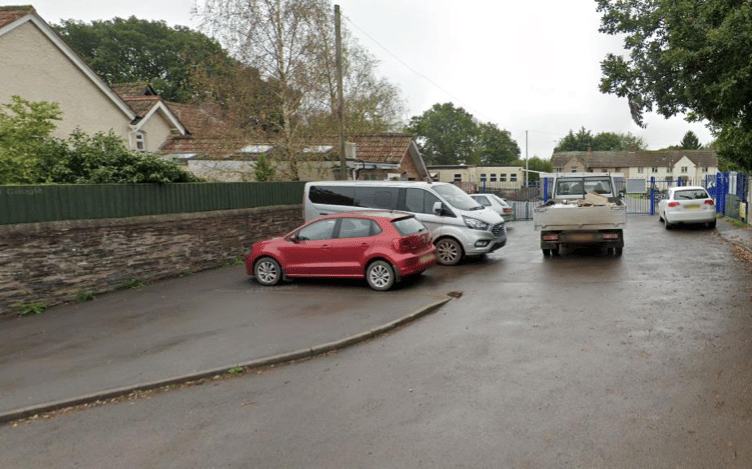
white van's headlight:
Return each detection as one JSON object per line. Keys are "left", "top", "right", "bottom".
{"left": 463, "top": 216, "right": 488, "bottom": 231}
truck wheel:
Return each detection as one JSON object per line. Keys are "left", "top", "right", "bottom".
{"left": 435, "top": 238, "right": 463, "bottom": 266}
{"left": 542, "top": 248, "right": 551, "bottom": 256}
{"left": 613, "top": 247, "right": 623, "bottom": 257}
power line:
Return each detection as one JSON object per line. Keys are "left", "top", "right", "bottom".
{"left": 342, "top": 13, "right": 561, "bottom": 143}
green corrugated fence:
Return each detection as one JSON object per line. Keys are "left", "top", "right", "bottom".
{"left": 0, "top": 182, "right": 307, "bottom": 225}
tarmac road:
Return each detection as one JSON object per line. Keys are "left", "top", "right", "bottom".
{"left": 2, "top": 216, "right": 752, "bottom": 468}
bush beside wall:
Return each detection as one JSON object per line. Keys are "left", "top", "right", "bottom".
{"left": 0, "top": 205, "right": 303, "bottom": 315}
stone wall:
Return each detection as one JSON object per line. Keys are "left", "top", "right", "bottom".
{"left": 0, "top": 205, "right": 303, "bottom": 315}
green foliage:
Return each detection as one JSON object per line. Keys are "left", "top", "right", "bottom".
{"left": 680, "top": 131, "right": 701, "bottom": 150}
{"left": 53, "top": 17, "right": 228, "bottom": 103}
{"left": 17, "top": 302, "right": 48, "bottom": 316}
{"left": 0, "top": 96, "right": 62, "bottom": 184}
{"left": 554, "top": 127, "right": 646, "bottom": 152}
{"left": 597, "top": 0, "right": 752, "bottom": 170}
{"left": 511, "top": 156, "right": 552, "bottom": 182}
{"left": 473, "top": 123, "right": 520, "bottom": 166}
{"left": 40, "top": 129, "right": 200, "bottom": 184}
{"left": 254, "top": 154, "right": 276, "bottom": 182}
{"left": 228, "top": 366, "right": 245, "bottom": 374}
{"left": 122, "top": 278, "right": 146, "bottom": 289}
{"left": 75, "top": 290, "right": 96, "bottom": 303}
{"left": 406, "top": 103, "right": 520, "bottom": 166}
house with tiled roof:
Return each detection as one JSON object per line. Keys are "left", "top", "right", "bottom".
{"left": 551, "top": 150, "right": 718, "bottom": 185}
{"left": 160, "top": 132, "right": 431, "bottom": 182}
{"left": 0, "top": 6, "right": 185, "bottom": 152}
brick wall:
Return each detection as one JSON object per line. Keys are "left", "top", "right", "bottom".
{"left": 0, "top": 205, "right": 303, "bottom": 315}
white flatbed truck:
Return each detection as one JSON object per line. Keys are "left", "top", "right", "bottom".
{"left": 533, "top": 173, "right": 626, "bottom": 256}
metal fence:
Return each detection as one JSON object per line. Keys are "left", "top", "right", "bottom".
{"left": 476, "top": 182, "right": 542, "bottom": 220}
{"left": 0, "top": 182, "right": 307, "bottom": 225}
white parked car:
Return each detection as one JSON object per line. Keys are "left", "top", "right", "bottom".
{"left": 658, "top": 186, "right": 716, "bottom": 229}
{"left": 470, "top": 193, "right": 514, "bottom": 222}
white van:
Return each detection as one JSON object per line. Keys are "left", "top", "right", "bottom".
{"left": 303, "top": 181, "right": 507, "bottom": 265}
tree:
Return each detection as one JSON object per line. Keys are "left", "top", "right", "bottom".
{"left": 196, "top": 0, "right": 405, "bottom": 179}
{"left": 53, "top": 17, "right": 234, "bottom": 103}
{"left": 254, "top": 154, "right": 276, "bottom": 182}
{"left": 554, "top": 127, "right": 646, "bottom": 152}
{"left": 0, "top": 96, "right": 62, "bottom": 184}
{"left": 554, "top": 127, "right": 594, "bottom": 152}
{"left": 596, "top": 0, "right": 752, "bottom": 170}
{"left": 405, "top": 103, "right": 479, "bottom": 165}
{"left": 511, "top": 156, "right": 552, "bottom": 182}
{"left": 680, "top": 131, "right": 701, "bottom": 150}
{"left": 40, "top": 130, "right": 199, "bottom": 184}
{"left": 474, "top": 123, "right": 520, "bottom": 166}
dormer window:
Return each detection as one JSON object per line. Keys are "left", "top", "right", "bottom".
{"left": 135, "top": 132, "right": 145, "bottom": 151}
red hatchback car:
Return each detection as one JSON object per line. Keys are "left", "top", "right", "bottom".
{"left": 246, "top": 211, "right": 438, "bottom": 291}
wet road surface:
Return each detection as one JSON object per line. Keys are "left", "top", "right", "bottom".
{"left": 3, "top": 216, "right": 752, "bottom": 468}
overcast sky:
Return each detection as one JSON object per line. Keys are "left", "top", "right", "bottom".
{"left": 21, "top": 0, "right": 715, "bottom": 159}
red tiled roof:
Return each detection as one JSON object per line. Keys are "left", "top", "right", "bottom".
{"left": 0, "top": 5, "right": 34, "bottom": 29}
{"left": 347, "top": 134, "right": 414, "bottom": 163}
{"left": 121, "top": 96, "right": 161, "bottom": 117}
{"left": 110, "top": 82, "right": 156, "bottom": 98}
{"left": 166, "top": 102, "right": 234, "bottom": 136}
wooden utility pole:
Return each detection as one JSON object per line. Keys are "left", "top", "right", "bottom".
{"left": 335, "top": 5, "right": 347, "bottom": 180}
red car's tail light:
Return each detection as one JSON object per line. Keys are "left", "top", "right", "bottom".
{"left": 668, "top": 202, "right": 680, "bottom": 207}
{"left": 542, "top": 234, "right": 559, "bottom": 241}
{"left": 704, "top": 199, "right": 714, "bottom": 206}
{"left": 393, "top": 238, "right": 412, "bottom": 253}
{"left": 393, "top": 235, "right": 425, "bottom": 253}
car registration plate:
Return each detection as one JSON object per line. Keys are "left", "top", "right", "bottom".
{"left": 685, "top": 203, "right": 700, "bottom": 209}
{"left": 570, "top": 233, "right": 594, "bottom": 242}
{"left": 419, "top": 253, "right": 436, "bottom": 263}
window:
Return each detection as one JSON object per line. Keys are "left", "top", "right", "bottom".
{"left": 405, "top": 188, "right": 441, "bottom": 214}
{"left": 511, "top": 174, "right": 518, "bottom": 182}
{"left": 499, "top": 173, "right": 507, "bottom": 182}
{"left": 681, "top": 166, "right": 688, "bottom": 173}
{"left": 354, "top": 187, "right": 398, "bottom": 210}
{"left": 555, "top": 168, "right": 562, "bottom": 173}
{"left": 453, "top": 174, "right": 462, "bottom": 182}
{"left": 297, "top": 219, "right": 337, "bottom": 241}
{"left": 637, "top": 167, "right": 644, "bottom": 173}
{"left": 392, "top": 217, "right": 427, "bottom": 236}
{"left": 703, "top": 167, "right": 709, "bottom": 173}
{"left": 571, "top": 168, "right": 578, "bottom": 173}
{"left": 480, "top": 173, "right": 487, "bottom": 183}
{"left": 309, "top": 185, "right": 355, "bottom": 206}
{"left": 474, "top": 195, "right": 491, "bottom": 207}
{"left": 666, "top": 167, "right": 671, "bottom": 172}
{"left": 490, "top": 174, "right": 497, "bottom": 182}
{"left": 666, "top": 176, "right": 673, "bottom": 182}
{"left": 135, "top": 132, "right": 145, "bottom": 151}
{"left": 337, "top": 218, "right": 379, "bottom": 239}
{"left": 652, "top": 167, "right": 659, "bottom": 173}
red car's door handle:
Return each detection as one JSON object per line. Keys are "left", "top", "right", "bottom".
{"left": 321, "top": 244, "right": 330, "bottom": 249}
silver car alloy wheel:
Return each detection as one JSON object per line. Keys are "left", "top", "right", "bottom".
{"left": 436, "top": 238, "right": 461, "bottom": 265}
{"left": 255, "top": 259, "right": 280, "bottom": 285}
{"left": 368, "top": 263, "right": 391, "bottom": 289}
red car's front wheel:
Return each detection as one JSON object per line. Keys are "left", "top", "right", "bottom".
{"left": 254, "top": 257, "right": 283, "bottom": 286}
